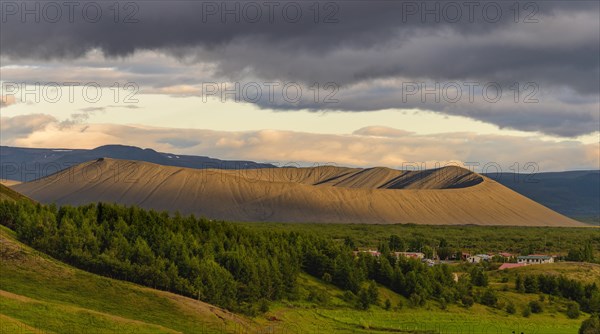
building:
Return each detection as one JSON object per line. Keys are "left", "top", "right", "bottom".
{"left": 517, "top": 255, "right": 554, "bottom": 265}
{"left": 467, "top": 254, "right": 492, "bottom": 263}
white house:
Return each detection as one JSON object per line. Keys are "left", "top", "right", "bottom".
{"left": 467, "top": 254, "right": 491, "bottom": 263}
{"left": 517, "top": 255, "right": 554, "bottom": 265}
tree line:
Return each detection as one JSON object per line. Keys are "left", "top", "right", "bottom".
{"left": 0, "top": 200, "right": 460, "bottom": 313}
{"left": 1, "top": 201, "right": 299, "bottom": 314}
{"left": 516, "top": 274, "right": 600, "bottom": 314}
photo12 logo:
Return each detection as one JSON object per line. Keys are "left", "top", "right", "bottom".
{"left": 401, "top": 81, "right": 539, "bottom": 104}
{"left": 1, "top": 82, "right": 139, "bottom": 104}
{"left": 198, "top": 1, "right": 340, "bottom": 24}
{"left": 200, "top": 81, "right": 340, "bottom": 105}
{"left": 399, "top": 1, "right": 539, "bottom": 23}
{"left": 1, "top": 1, "right": 139, "bottom": 23}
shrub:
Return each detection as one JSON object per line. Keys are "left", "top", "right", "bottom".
{"left": 258, "top": 298, "right": 270, "bottom": 313}
{"left": 409, "top": 293, "right": 424, "bottom": 307}
{"left": 242, "top": 303, "right": 259, "bottom": 317}
{"left": 529, "top": 300, "right": 543, "bottom": 314}
{"left": 579, "top": 315, "right": 600, "bottom": 334}
{"left": 506, "top": 302, "right": 516, "bottom": 314}
{"left": 342, "top": 290, "right": 356, "bottom": 303}
{"left": 522, "top": 305, "right": 532, "bottom": 318}
{"left": 566, "top": 302, "right": 581, "bottom": 319}
{"left": 524, "top": 276, "right": 539, "bottom": 293}
{"left": 439, "top": 297, "right": 447, "bottom": 310}
{"left": 357, "top": 287, "right": 371, "bottom": 310}
{"left": 367, "top": 281, "right": 379, "bottom": 305}
{"left": 480, "top": 289, "right": 498, "bottom": 307}
{"left": 384, "top": 298, "right": 392, "bottom": 310}
{"left": 461, "top": 295, "right": 474, "bottom": 308}
{"left": 470, "top": 267, "right": 488, "bottom": 287}
{"left": 308, "top": 288, "right": 330, "bottom": 306}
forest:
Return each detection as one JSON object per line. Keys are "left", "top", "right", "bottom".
{"left": 0, "top": 200, "right": 598, "bottom": 318}
{"left": 242, "top": 222, "right": 600, "bottom": 262}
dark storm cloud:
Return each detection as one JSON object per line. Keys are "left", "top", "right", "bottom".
{"left": 242, "top": 78, "right": 599, "bottom": 137}
{"left": 1, "top": 0, "right": 599, "bottom": 136}
{"left": 2, "top": 1, "right": 597, "bottom": 88}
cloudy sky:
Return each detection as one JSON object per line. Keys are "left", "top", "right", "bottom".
{"left": 1, "top": 0, "right": 598, "bottom": 172}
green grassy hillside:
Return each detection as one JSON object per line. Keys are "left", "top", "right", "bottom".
{"left": 493, "top": 262, "right": 600, "bottom": 284}
{"left": 1, "top": 222, "right": 589, "bottom": 333}
{"left": 0, "top": 225, "right": 249, "bottom": 333}
{"left": 0, "top": 184, "right": 31, "bottom": 202}
{"left": 0, "top": 191, "right": 594, "bottom": 334}
{"left": 263, "top": 272, "right": 591, "bottom": 334}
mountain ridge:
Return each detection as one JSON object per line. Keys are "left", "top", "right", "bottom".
{"left": 3, "top": 145, "right": 598, "bottom": 221}
{"left": 13, "top": 158, "right": 585, "bottom": 227}
{"left": 0, "top": 145, "right": 276, "bottom": 182}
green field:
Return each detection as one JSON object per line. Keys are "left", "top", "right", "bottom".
{"left": 1, "top": 223, "right": 592, "bottom": 333}
{"left": 492, "top": 262, "right": 600, "bottom": 285}
{"left": 254, "top": 272, "right": 590, "bottom": 334}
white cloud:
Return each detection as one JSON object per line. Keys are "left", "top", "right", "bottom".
{"left": 0, "top": 114, "right": 56, "bottom": 139}
{"left": 1, "top": 115, "right": 597, "bottom": 172}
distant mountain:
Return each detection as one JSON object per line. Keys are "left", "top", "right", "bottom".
{"left": 13, "top": 158, "right": 585, "bottom": 226}
{"left": 0, "top": 145, "right": 276, "bottom": 182}
{"left": 486, "top": 171, "right": 600, "bottom": 221}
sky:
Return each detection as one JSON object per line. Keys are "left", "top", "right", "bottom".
{"left": 1, "top": 0, "right": 599, "bottom": 172}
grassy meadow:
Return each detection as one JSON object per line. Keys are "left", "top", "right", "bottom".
{"left": 252, "top": 272, "right": 590, "bottom": 334}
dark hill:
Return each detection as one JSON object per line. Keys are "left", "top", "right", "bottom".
{"left": 486, "top": 171, "right": 600, "bottom": 222}
{"left": 0, "top": 145, "right": 275, "bottom": 182}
